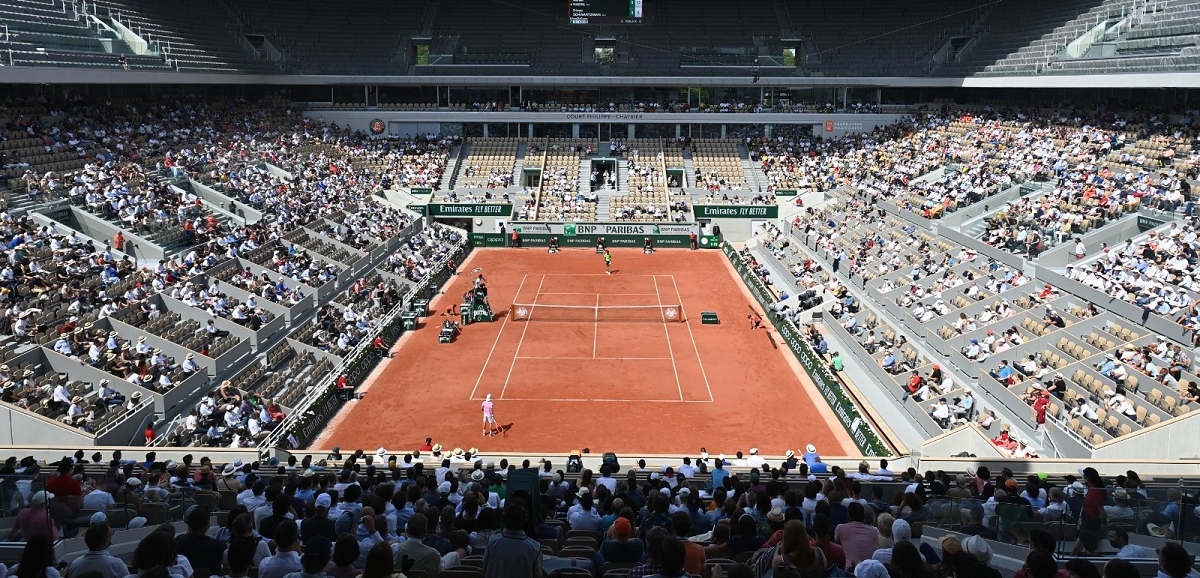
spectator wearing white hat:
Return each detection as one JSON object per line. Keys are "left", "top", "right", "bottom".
{"left": 871, "top": 519, "right": 923, "bottom": 564}
{"left": 802, "top": 444, "right": 819, "bottom": 467}
{"left": 8, "top": 490, "right": 58, "bottom": 540}
{"left": 745, "top": 448, "right": 765, "bottom": 468}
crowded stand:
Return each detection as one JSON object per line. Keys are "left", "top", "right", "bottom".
{"left": 1067, "top": 223, "right": 1200, "bottom": 343}
{"left": 608, "top": 139, "right": 689, "bottom": 222}
{"left": 0, "top": 94, "right": 465, "bottom": 452}
{"left": 533, "top": 139, "right": 597, "bottom": 221}
{"left": 0, "top": 448, "right": 1193, "bottom": 578}
{"left": 755, "top": 175, "right": 1200, "bottom": 450}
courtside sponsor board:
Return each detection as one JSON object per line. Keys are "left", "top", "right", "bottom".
{"left": 694, "top": 205, "right": 779, "bottom": 219}
{"left": 513, "top": 222, "right": 698, "bottom": 236}
{"left": 427, "top": 203, "right": 514, "bottom": 217}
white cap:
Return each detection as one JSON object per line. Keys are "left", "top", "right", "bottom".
{"left": 315, "top": 493, "right": 332, "bottom": 509}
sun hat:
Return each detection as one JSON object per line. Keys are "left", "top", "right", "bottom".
{"left": 806, "top": 444, "right": 817, "bottom": 453}
{"left": 470, "top": 470, "right": 485, "bottom": 481}
{"left": 785, "top": 450, "right": 795, "bottom": 458}
{"left": 221, "top": 463, "right": 237, "bottom": 476}
{"left": 767, "top": 507, "right": 785, "bottom": 523}
{"left": 31, "top": 491, "right": 54, "bottom": 504}
{"left": 962, "top": 535, "right": 993, "bottom": 563}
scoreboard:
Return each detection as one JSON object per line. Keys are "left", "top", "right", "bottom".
{"left": 570, "top": 0, "right": 643, "bottom": 24}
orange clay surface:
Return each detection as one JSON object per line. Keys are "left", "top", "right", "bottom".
{"left": 319, "top": 248, "right": 853, "bottom": 456}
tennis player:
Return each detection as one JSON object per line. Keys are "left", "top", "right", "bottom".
{"left": 604, "top": 249, "right": 612, "bottom": 274}
{"left": 482, "top": 393, "right": 497, "bottom": 436}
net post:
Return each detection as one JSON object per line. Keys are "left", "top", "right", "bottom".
{"left": 509, "top": 304, "right": 517, "bottom": 321}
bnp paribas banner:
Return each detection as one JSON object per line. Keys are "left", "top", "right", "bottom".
{"left": 476, "top": 221, "right": 707, "bottom": 248}
{"left": 512, "top": 222, "right": 698, "bottom": 236}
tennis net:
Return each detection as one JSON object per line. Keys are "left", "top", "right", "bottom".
{"left": 508, "top": 303, "right": 684, "bottom": 322}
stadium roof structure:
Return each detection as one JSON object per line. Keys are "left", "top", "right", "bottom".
{"left": 0, "top": 0, "right": 1197, "bottom": 86}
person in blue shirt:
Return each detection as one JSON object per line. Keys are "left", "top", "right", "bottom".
{"left": 801, "top": 444, "right": 820, "bottom": 468}
{"left": 710, "top": 459, "right": 729, "bottom": 490}
{"left": 882, "top": 350, "right": 897, "bottom": 373}
{"left": 1096, "top": 354, "right": 1117, "bottom": 377}
{"left": 993, "top": 360, "right": 1014, "bottom": 384}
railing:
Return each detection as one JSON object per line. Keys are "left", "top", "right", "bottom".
{"left": 917, "top": 494, "right": 1190, "bottom": 551}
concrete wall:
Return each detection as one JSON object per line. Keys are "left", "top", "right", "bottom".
{"left": 304, "top": 110, "right": 907, "bottom": 138}
{"left": 193, "top": 273, "right": 291, "bottom": 336}
{"left": 0, "top": 405, "right": 94, "bottom": 446}
{"left": 94, "top": 400, "right": 156, "bottom": 446}
{"left": 1093, "top": 410, "right": 1200, "bottom": 460}
{"left": 189, "top": 178, "right": 265, "bottom": 224}
{"left": 1036, "top": 212, "right": 1142, "bottom": 269}
{"left": 920, "top": 423, "right": 1010, "bottom": 458}
{"left": 68, "top": 207, "right": 164, "bottom": 262}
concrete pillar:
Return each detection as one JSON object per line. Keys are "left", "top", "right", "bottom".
{"left": 483, "top": 124, "right": 489, "bottom": 138}
{"left": 720, "top": 124, "right": 727, "bottom": 139}
{"left": 572, "top": 124, "right": 580, "bottom": 138}
{"left": 628, "top": 124, "right": 636, "bottom": 139}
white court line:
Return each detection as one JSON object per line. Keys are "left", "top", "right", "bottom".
{"left": 476, "top": 397, "right": 715, "bottom": 403}
{"left": 669, "top": 274, "right": 714, "bottom": 402}
{"left": 593, "top": 293, "right": 600, "bottom": 358}
{"left": 538, "top": 292, "right": 659, "bottom": 296}
{"left": 514, "top": 356, "right": 674, "bottom": 360}
{"left": 468, "top": 273, "right": 526, "bottom": 400}
{"left": 536, "top": 273, "right": 659, "bottom": 277}
{"left": 499, "top": 274, "right": 545, "bottom": 400}
{"left": 653, "top": 275, "right": 684, "bottom": 402}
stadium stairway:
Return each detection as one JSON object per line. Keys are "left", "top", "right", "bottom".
{"left": 616, "top": 156, "right": 629, "bottom": 193}
{"left": 578, "top": 158, "right": 592, "bottom": 195}
{"left": 512, "top": 141, "right": 527, "bottom": 187}
{"left": 446, "top": 141, "right": 469, "bottom": 190}
{"left": 682, "top": 147, "right": 696, "bottom": 189}
{"left": 739, "top": 143, "right": 767, "bottom": 193}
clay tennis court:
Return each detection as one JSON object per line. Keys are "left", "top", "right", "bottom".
{"left": 319, "top": 248, "right": 854, "bottom": 457}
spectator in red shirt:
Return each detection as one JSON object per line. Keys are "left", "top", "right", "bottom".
{"left": 44, "top": 461, "right": 81, "bottom": 527}
{"left": 1077, "top": 467, "right": 1107, "bottom": 539}
{"left": 1033, "top": 391, "right": 1051, "bottom": 429}
{"left": 811, "top": 513, "right": 846, "bottom": 571}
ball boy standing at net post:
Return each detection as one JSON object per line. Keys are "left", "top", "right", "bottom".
{"left": 604, "top": 249, "right": 612, "bottom": 275}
